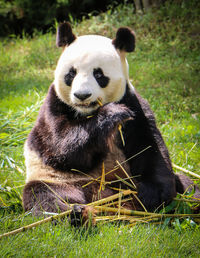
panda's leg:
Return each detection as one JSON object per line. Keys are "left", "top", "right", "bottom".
{"left": 175, "top": 173, "right": 200, "bottom": 199}
{"left": 23, "top": 180, "right": 94, "bottom": 226}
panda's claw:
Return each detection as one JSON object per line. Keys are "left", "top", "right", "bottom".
{"left": 70, "top": 204, "right": 84, "bottom": 227}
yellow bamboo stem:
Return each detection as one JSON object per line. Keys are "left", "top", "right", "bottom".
{"left": 118, "top": 190, "right": 122, "bottom": 218}
{"left": 0, "top": 209, "right": 72, "bottom": 240}
{"left": 94, "top": 206, "right": 155, "bottom": 216}
{"left": 87, "top": 189, "right": 133, "bottom": 207}
{"left": 173, "top": 198, "right": 200, "bottom": 203}
{"left": 93, "top": 206, "right": 200, "bottom": 218}
{"left": 103, "top": 197, "right": 133, "bottom": 207}
{"left": 118, "top": 124, "right": 125, "bottom": 146}
{"left": 99, "top": 162, "right": 105, "bottom": 192}
{"left": 180, "top": 194, "right": 200, "bottom": 201}
{"left": 172, "top": 163, "right": 200, "bottom": 179}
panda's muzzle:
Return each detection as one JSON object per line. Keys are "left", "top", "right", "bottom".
{"left": 73, "top": 91, "right": 98, "bottom": 108}
{"left": 74, "top": 92, "right": 92, "bottom": 101}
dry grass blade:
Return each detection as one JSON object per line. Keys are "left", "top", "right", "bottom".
{"left": 40, "top": 181, "right": 69, "bottom": 206}
{"left": 116, "top": 160, "right": 136, "bottom": 189}
{"left": 114, "top": 174, "right": 135, "bottom": 189}
{"left": 82, "top": 146, "right": 152, "bottom": 188}
{"left": 71, "top": 168, "right": 101, "bottom": 184}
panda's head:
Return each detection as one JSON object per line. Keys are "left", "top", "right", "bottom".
{"left": 54, "top": 22, "right": 135, "bottom": 115}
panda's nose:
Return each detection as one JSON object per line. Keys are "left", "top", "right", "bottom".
{"left": 74, "top": 92, "right": 92, "bottom": 101}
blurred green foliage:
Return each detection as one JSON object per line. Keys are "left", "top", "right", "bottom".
{"left": 0, "top": 0, "right": 126, "bottom": 36}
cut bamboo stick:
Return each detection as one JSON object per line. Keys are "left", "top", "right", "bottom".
{"left": 87, "top": 189, "right": 133, "bottom": 207}
{"left": 93, "top": 206, "right": 200, "bottom": 218}
{"left": 99, "top": 162, "right": 105, "bottom": 192}
{"left": 172, "top": 163, "right": 200, "bottom": 179}
{"left": 0, "top": 209, "right": 72, "bottom": 240}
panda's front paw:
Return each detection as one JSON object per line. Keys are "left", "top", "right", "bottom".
{"left": 100, "top": 103, "right": 134, "bottom": 126}
{"left": 69, "top": 205, "right": 96, "bottom": 227}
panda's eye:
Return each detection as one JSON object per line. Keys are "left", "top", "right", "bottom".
{"left": 93, "top": 68, "right": 110, "bottom": 88}
{"left": 69, "top": 67, "right": 76, "bottom": 77}
{"left": 64, "top": 67, "right": 77, "bottom": 86}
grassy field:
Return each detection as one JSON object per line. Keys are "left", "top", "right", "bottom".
{"left": 0, "top": 1, "right": 200, "bottom": 256}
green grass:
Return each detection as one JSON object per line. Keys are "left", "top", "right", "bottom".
{"left": 0, "top": 221, "right": 200, "bottom": 257}
{"left": 0, "top": 1, "right": 200, "bottom": 256}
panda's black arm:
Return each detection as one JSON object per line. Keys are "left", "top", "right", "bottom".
{"left": 119, "top": 87, "right": 176, "bottom": 210}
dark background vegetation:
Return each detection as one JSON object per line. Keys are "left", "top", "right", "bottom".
{"left": 0, "top": 0, "right": 184, "bottom": 37}
{"left": 0, "top": 0, "right": 126, "bottom": 36}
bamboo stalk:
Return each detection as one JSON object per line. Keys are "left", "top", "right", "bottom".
{"left": 94, "top": 206, "right": 155, "bottom": 216}
{"left": 118, "top": 124, "right": 125, "bottom": 146}
{"left": 172, "top": 163, "right": 200, "bottom": 179}
{"left": 180, "top": 195, "right": 200, "bottom": 201}
{"left": 103, "top": 197, "right": 133, "bottom": 207}
{"left": 173, "top": 198, "right": 200, "bottom": 203}
{"left": 87, "top": 189, "right": 133, "bottom": 207}
{"left": 99, "top": 162, "right": 105, "bottom": 192}
{"left": 0, "top": 209, "right": 72, "bottom": 240}
{"left": 0, "top": 190, "right": 134, "bottom": 239}
{"left": 93, "top": 206, "right": 200, "bottom": 218}
{"left": 118, "top": 190, "right": 122, "bottom": 218}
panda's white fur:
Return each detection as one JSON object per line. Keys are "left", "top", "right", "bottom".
{"left": 24, "top": 140, "right": 130, "bottom": 185}
{"left": 54, "top": 35, "right": 131, "bottom": 115}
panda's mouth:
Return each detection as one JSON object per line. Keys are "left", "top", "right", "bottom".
{"left": 74, "top": 101, "right": 98, "bottom": 108}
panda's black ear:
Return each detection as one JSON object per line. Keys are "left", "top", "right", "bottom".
{"left": 112, "top": 27, "right": 135, "bottom": 52}
{"left": 56, "top": 22, "right": 76, "bottom": 47}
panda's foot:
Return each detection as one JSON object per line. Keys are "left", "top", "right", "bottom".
{"left": 70, "top": 205, "right": 96, "bottom": 227}
{"left": 137, "top": 181, "right": 175, "bottom": 212}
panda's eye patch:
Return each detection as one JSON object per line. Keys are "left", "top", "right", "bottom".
{"left": 64, "top": 67, "right": 77, "bottom": 86}
{"left": 93, "top": 68, "right": 110, "bottom": 88}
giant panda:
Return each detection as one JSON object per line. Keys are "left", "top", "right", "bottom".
{"left": 23, "top": 22, "right": 199, "bottom": 225}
